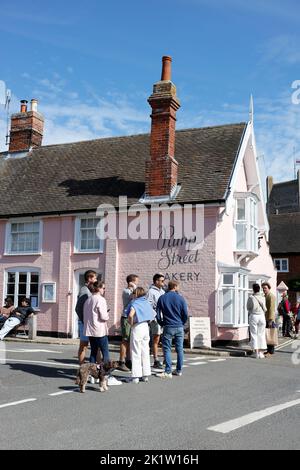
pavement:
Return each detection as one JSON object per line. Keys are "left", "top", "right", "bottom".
{"left": 4, "top": 333, "right": 295, "bottom": 357}
{"left": 0, "top": 339, "right": 299, "bottom": 450}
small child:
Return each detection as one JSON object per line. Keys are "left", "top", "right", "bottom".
{"left": 0, "top": 297, "right": 35, "bottom": 341}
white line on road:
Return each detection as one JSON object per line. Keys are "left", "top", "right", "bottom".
{"left": 4, "top": 358, "right": 78, "bottom": 368}
{"left": 208, "top": 398, "right": 300, "bottom": 434}
{"left": 49, "top": 390, "right": 77, "bottom": 396}
{"left": 208, "top": 359, "right": 227, "bottom": 363}
{"left": 190, "top": 362, "right": 207, "bottom": 366}
{"left": 4, "top": 349, "right": 63, "bottom": 354}
{"left": 185, "top": 357, "right": 206, "bottom": 361}
{"left": 0, "top": 398, "right": 37, "bottom": 409}
{"left": 276, "top": 339, "right": 294, "bottom": 350}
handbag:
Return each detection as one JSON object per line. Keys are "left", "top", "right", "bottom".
{"left": 266, "top": 327, "right": 278, "bottom": 346}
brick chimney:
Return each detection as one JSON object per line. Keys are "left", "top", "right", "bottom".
{"left": 145, "top": 56, "right": 181, "bottom": 198}
{"left": 9, "top": 99, "right": 44, "bottom": 152}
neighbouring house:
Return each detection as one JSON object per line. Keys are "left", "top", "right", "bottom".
{"left": 267, "top": 172, "right": 300, "bottom": 304}
{"left": 0, "top": 56, "right": 276, "bottom": 344}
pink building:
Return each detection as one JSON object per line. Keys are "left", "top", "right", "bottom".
{"left": 0, "top": 57, "right": 276, "bottom": 344}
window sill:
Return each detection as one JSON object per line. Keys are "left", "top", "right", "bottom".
{"left": 4, "top": 252, "right": 42, "bottom": 256}
{"left": 73, "top": 251, "right": 104, "bottom": 255}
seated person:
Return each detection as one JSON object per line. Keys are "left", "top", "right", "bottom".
{"left": 0, "top": 297, "right": 15, "bottom": 324}
{"left": 0, "top": 297, "right": 35, "bottom": 341}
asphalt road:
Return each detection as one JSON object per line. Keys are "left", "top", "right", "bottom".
{"left": 0, "top": 340, "right": 299, "bottom": 450}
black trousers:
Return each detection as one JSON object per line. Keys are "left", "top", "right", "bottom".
{"left": 282, "top": 314, "right": 292, "bottom": 336}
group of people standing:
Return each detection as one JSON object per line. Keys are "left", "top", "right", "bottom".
{"left": 247, "top": 282, "right": 299, "bottom": 359}
{"left": 76, "top": 270, "right": 188, "bottom": 384}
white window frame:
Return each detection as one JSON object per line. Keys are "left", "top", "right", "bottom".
{"left": 4, "top": 267, "right": 40, "bottom": 309}
{"left": 217, "top": 268, "right": 250, "bottom": 328}
{"left": 74, "top": 215, "right": 104, "bottom": 254}
{"left": 5, "top": 218, "right": 43, "bottom": 255}
{"left": 235, "top": 194, "right": 259, "bottom": 254}
{"left": 274, "top": 258, "right": 289, "bottom": 273}
{"left": 42, "top": 282, "right": 57, "bottom": 303}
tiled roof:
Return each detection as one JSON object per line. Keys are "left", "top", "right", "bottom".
{"left": 269, "top": 213, "right": 300, "bottom": 253}
{"left": 268, "top": 180, "right": 299, "bottom": 214}
{"left": 0, "top": 123, "right": 246, "bottom": 217}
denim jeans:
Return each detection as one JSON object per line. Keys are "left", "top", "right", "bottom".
{"left": 89, "top": 336, "right": 110, "bottom": 364}
{"left": 162, "top": 326, "right": 184, "bottom": 374}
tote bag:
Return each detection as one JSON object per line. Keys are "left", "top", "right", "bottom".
{"left": 266, "top": 327, "right": 278, "bottom": 346}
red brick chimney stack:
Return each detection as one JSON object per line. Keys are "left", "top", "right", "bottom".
{"left": 9, "top": 99, "right": 44, "bottom": 153}
{"left": 145, "top": 56, "right": 181, "bottom": 198}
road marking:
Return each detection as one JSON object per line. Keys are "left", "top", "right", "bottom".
{"left": 208, "top": 359, "right": 227, "bottom": 363}
{"left": 208, "top": 398, "right": 300, "bottom": 434}
{"left": 4, "top": 358, "right": 78, "bottom": 368}
{"left": 276, "top": 339, "right": 294, "bottom": 350}
{"left": 4, "top": 349, "right": 62, "bottom": 354}
{"left": 49, "top": 390, "right": 77, "bottom": 396}
{"left": 189, "top": 362, "right": 207, "bottom": 366}
{"left": 185, "top": 357, "right": 206, "bottom": 361}
{"left": 0, "top": 398, "right": 37, "bottom": 409}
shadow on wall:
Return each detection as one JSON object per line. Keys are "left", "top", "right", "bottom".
{"left": 59, "top": 177, "right": 144, "bottom": 198}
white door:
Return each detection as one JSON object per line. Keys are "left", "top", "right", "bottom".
{"left": 72, "top": 269, "right": 102, "bottom": 338}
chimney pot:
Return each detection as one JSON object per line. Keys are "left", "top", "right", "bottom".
{"left": 31, "top": 99, "right": 38, "bottom": 112}
{"left": 161, "top": 56, "right": 172, "bottom": 81}
{"left": 20, "top": 100, "right": 28, "bottom": 113}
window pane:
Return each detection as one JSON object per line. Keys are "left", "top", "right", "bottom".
{"left": 30, "top": 284, "right": 39, "bottom": 295}
{"left": 223, "top": 289, "right": 234, "bottom": 324}
{"left": 31, "top": 274, "right": 39, "bottom": 283}
{"left": 223, "top": 274, "right": 234, "bottom": 285}
{"left": 237, "top": 200, "right": 246, "bottom": 220}
{"left": 8, "top": 273, "right": 15, "bottom": 283}
{"left": 282, "top": 260, "right": 288, "bottom": 271}
{"left": 274, "top": 260, "right": 280, "bottom": 271}
{"left": 19, "top": 283, "right": 27, "bottom": 295}
{"left": 237, "top": 224, "right": 247, "bottom": 250}
{"left": 7, "top": 284, "right": 15, "bottom": 295}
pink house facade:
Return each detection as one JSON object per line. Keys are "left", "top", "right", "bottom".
{"left": 0, "top": 57, "right": 276, "bottom": 344}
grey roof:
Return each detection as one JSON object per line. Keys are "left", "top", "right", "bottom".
{"left": 269, "top": 213, "right": 300, "bottom": 253}
{"left": 268, "top": 180, "right": 299, "bottom": 214}
{"left": 0, "top": 123, "right": 246, "bottom": 218}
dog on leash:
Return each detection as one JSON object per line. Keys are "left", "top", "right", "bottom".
{"left": 75, "top": 361, "right": 119, "bottom": 393}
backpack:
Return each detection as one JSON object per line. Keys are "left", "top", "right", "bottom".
{"left": 75, "top": 294, "right": 88, "bottom": 323}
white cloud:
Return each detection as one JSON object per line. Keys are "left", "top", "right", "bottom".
{"left": 1, "top": 75, "right": 299, "bottom": 185}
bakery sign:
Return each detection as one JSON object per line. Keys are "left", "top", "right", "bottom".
{"left": 157, "top": 226, "right": 202, "bottom": 282}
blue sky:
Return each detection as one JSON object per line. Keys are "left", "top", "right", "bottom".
{"left": 1, "top": 0, "right": 300, "bottom": 182}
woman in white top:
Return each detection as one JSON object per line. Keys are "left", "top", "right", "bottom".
{"left": 83, "top": 281, "right": 110, "bottom": 363}
{"left": 247, "top": 283, "right": 267, "bottom": 359}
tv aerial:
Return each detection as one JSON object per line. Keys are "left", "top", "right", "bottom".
{"left": 0, "top": 80, "right": 12, "bottom": 146}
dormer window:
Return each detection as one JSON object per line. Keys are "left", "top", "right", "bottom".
{"left": 235, "top": 194, "right": 258, "bottom": 254}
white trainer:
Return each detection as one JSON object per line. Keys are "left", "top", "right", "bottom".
{"left": 107, "top": 376, "right": 123, "bottom": 386}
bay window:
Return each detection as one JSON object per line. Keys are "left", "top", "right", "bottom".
{"left": 235, "top": 194, "right": 258, "bottom": 253}
{"left": 218, "top": 269, "right": 249, "bottom": 327}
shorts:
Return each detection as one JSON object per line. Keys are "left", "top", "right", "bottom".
{"left": 78, "top": 320, "right": 89, "bottom": 343}
{"left": 121, "top": 316, "right": 131, "bottom": 342}
{"left": 150, "top": 319, "right": 162, "bottom": 336}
